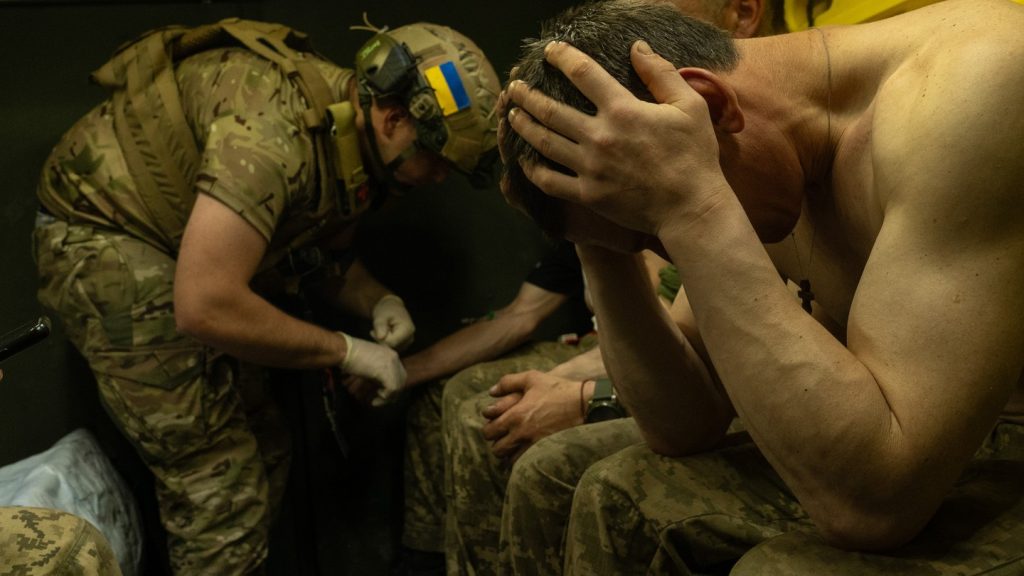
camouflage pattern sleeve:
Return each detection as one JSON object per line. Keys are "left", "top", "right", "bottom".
{"left": 180, "top": 49, "right": 317, "bottom": 243}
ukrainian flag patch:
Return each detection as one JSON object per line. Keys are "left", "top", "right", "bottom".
{"left": 425, "top": 60, "right": 471, "bottom": 117}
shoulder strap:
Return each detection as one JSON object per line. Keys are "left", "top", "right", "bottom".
{"left": 90, "top": 18, "right": 342, "bottom": 254}
{"left": 92, "top": 25, "right": 198, "bottom": 253}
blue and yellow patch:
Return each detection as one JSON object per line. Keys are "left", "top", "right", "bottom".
{"left": 424, "top": 60, "right": 471, "bottom": 117}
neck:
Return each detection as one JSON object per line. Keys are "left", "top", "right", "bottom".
{"left": 728, "top": 30, "right": 836, "bottom": 202}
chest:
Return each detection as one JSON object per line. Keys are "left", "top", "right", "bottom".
{"left": 766, "top": 208, "right": 862, "bottom": 331}
{"left": 766, "top": 109, "right": 885, "bottom": 328}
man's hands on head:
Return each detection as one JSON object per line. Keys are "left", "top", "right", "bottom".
{"left": 371, "top": 294, "right": 415, "bottom": 350}
{"left": 504, "top": 40, "right": 732, "bottom": 238}
{"left": 481, "top": 369, "right": 592, "bottom": 463}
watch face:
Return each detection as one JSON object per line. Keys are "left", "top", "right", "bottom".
{"left": 586, "top": 402, "right": 624, "bottom": 424}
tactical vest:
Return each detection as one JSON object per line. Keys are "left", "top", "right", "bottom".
{"left": 46, "top": 18, "right": 373, "bottom": 267}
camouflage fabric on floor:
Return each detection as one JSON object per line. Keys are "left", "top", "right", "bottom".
{"left": 34, "top": 221, "right": 290, "bottom": 575}
{"left": 0, "top": 507, "right": 122, "bottom": 576}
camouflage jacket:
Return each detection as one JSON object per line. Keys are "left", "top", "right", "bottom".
{"left": 37, "top": 21, "right": 372, "bottom": 268}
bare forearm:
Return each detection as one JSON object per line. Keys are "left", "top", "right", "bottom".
{"left": 547, "top": 346, "right": 606, "bottom": 381}
{"left": 577, "top": 247, "right": 732, "bottom": 454}
{"left": 333, "top": 259, "right": 393, "bottom": 317}
{"left": 404, "top": 282, "right": 569, "bottom": 387}
{"left": 659, "top": 195, "right": 899, "bottom": 534}
{"left": 177, "top": 286, "right": 346, "bottom": 370}
{"left": 403, "top": 313, "right": 535, "bottom": 387}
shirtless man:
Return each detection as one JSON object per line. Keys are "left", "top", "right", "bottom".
{"left": 499, "top": 0, "right": 1024, "bottom": 571}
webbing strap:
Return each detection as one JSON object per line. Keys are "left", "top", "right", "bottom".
{"left": 90, "top": 19, "right": 345, "bottom": 258}
{"left": 217, "top": 21, "right": 345, "bottom": 264}
{"left": 109, "top": 28, "right": 196, "bottom": 253}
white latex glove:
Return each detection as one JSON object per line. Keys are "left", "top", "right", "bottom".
{"left": 371, "top": 294, "right": 415, "bottom": 350}
{"left": 340, "top": 332, "right": 406, "bottom": 399}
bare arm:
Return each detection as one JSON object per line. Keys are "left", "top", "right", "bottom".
{"left": 482, "top": 254, "right": 703, "bottom": 460}
{"left": 330, "top": 258, "right": 395, "bottom": 318}
{"left": 175, "top": 194, "right": 348, "bottom": 368}
{"left": 547, "top": 345, "right": 605, "bottom": 381}
{"left": 482, "top": 342, "right": 607, "bottom": 461}
{"left": 403, "top": 282, "right": 568, "bottom": 387}
{"left": 576, "top": 246, "right": 731, "bottom": 453}
{"left": 508, "top": 34, "right": 1024, "bottom": 549}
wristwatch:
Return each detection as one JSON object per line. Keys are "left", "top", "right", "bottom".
{"left": 585, "top": 378, "right": 626, "bottom": 423}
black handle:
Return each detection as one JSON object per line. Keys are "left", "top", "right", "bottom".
{"left": 0, "top": 316, "right": 51, "bottom": 363}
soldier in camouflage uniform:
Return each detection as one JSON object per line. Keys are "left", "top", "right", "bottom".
{"left": 440, "top": 338, "right": 607, "bottom": 574}
{"left": 440, "top": 256, "right": 696, "bottom": 574}
{"left": 397, "top": 240, "right": 595, "bottom": 568}
{"left": 497, "top": 0, "right": 1024, "bottom": 574}
{"left": 33, "top": 18, "right": 498, "bottom": 574}
{"left": 0, "top": 506, "right": 122, "bottom": 576}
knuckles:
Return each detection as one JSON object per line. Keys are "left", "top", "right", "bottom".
{"left": 565, "top": 55, "right": 596, "bottom": 84}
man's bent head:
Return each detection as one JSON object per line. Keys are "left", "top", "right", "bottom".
{"left": 501, "top": 0, "right": 739, "bottom": 238}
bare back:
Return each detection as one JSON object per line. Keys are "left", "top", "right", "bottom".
{"left": 771, "top": 0, "right": 1024, "bottom": 428}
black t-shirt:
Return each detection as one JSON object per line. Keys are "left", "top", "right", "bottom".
{"left": 525, "top": 240, "right": 585, "bottom": 296}
{"left": 523, "top": 240, "right": 593, "bottom": 339}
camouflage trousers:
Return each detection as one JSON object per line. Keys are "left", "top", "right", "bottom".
{"left": 0, "top": 507, "right": 122, "bottom": 575}
{"left": 499, "top": 418, "right": 643, "bottom": 576}
{"left": 34, "top": 220, "right": 291, "bottom": 575}
{"left": 505, "top": 418, "right": 1024, "bottom": 575}
{"left": 400, "top": 339, "right": 595, "bottom": 562}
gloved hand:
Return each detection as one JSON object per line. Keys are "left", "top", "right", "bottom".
{"left": 371, "top": 294, "right": 415, "bottom": 350}
{"left": 340, "top": 332, "right": 406, "bottom": 401}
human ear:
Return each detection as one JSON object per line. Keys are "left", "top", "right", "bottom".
{"left": 379, "top": 104, "right": 410, "bottom": 139}
{"left": 720, "top": 0, "right": 767, "bottom": 38}
{"left": 679, "top": 68, "right": 744, "bottom": 133}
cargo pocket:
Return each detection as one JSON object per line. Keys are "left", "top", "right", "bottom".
{"left": 90, "top": 344, "right": 210, "bottom": 465}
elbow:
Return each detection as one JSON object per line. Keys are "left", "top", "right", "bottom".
{"left": 645, "top": 436, "right": 694, "bottom": 458}
{"left": 174, "top": 299, "right": 211, "bottom": 341}
{"left": 638, "top": 402, "right": 733, "bottom": 457}
{"left": 173, "top": 284, "right": 223, "bottom": 344}
{"left": 811, "top": 498, "right": 929, "bottom": 552}
{"left": 641, "top": 419, "right": 731, "bottom": 458}
{"left": 645, "top": 431, "right": 725, "bottom": 458}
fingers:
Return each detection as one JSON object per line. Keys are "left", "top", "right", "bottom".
{"left": 490, "top": 429, "right": 523, "bottom": 459}
{"left": 490, "top": 370, "right": 543, "bottom": 397}
{"left": 505, "top": 78, "right": 590, "bottom": 146}
{"left": 496, "top": 66, "right": 521, "bottom": 167}
{"left": 543, "top": 41, "right": 633, "bottom": 110}
{"left": 506, "top": 106, "right": 584, "bottom": 178}
{"left": 375, "top": 323, "right": 414, "bottom": 350}
{"left": 342, "top": 375, "right": 378, "bottom": 406}
{"left": 629, "top": 40, "right": 699, "bottom": 108}
{"left": 517, "top": 156, "right": 584, "bottom": 204}
{"left": 371, "top": 388, "right": 398, "bottom": 407}
{"left": 482, "top": 393, "right": 522, "bottom": 420}
{"left": 481, "top": 414, "right": 509, "bottom": 442}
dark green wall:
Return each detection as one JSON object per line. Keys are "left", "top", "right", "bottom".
{"left": 0, "top": 1, "right": 579, "bottom": 573}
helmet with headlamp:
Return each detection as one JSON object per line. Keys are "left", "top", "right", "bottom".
{"left": 354, "top": 21, "right": 500, "bottom": 188}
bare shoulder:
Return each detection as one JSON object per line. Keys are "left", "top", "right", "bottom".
{"left": 870, "top": 0, "right": 1024, "bottom": 214}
